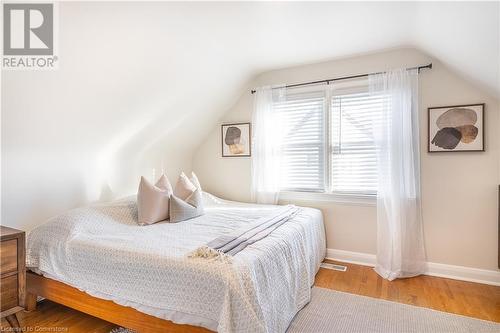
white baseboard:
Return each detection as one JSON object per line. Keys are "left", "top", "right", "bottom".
{"left": 327, "top": 249, "right": 377, "bottom": 267}
{"left": 326, "top": 248, "right": 500, "bottom": 286}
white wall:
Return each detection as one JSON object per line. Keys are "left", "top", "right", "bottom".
{"left": 193, "top": 48, "right": 500, "bottom": 271}
{"left": 1, "top": 2, "right": 243, "bottom": 231}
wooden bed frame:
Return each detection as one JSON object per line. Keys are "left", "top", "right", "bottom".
{"left": 26, "top": 272, "right": 212, "bottom": 333}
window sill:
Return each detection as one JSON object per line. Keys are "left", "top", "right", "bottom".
{"left": 279, "top": 191, "right": 376, "bottom": 206}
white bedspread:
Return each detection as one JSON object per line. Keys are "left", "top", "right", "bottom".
{"left": 27, "top": 193, "right": 326, "bottom": 333}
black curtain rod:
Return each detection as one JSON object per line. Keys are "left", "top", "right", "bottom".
{"left": 250, "top": 63, "right": 432, "bottom": 94}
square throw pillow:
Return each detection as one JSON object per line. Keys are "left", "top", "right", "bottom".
{"left": 190, "top": 171, "right": 202, "bottom": 192}
{"left": 169, "top": 189, "right": 204, "bottom": 223}
{"left": 173, "top": 172, "right": 196, "bottom": 200}
{"left": 137, "top": 175, "right": 173, "bottom": 225}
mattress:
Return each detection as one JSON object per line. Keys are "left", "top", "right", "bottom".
{"left": 27, "top": 193, "right": 326, "bottom": 333}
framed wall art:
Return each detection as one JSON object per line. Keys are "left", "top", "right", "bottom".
{"left": 221, "top": 122, "right": 251, "bottom": 157}
{"left": 428, "top": 103, "right": 484, "bottom": 152}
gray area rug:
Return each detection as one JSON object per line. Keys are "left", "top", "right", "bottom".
{"left": 111, "top": 287, "right": 500, "bottom": 333}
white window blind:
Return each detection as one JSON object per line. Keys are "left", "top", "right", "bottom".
{"left": 275, "top": 90, "right": 326, "bottom": 192}
{"left": 275, "top": 78, "right": 384, "bottom": 195}
{"left": 330, "top": 91, "right": 385, "bottom": 194}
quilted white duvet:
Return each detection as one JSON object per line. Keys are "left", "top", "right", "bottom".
{"left": 27, "top": 193, "right": 326, "bottom": 333}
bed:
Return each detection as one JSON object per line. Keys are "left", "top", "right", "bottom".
{"left": 26, "top": 193, "right": 326, "bottom": 333}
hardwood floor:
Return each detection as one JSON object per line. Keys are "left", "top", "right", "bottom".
{"left": 2, "top": 260, "right": 499, "bottom": 332}
{"left": 316, "top": 260, "right": 500, "bottom": 322}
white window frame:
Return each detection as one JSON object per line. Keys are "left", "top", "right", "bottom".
{"left": 278, "top": 80, "right": 378, "bottom": 204}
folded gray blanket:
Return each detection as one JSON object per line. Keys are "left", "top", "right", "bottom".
{"left": 190, "top": 205, "right": 300, "bottom": 259}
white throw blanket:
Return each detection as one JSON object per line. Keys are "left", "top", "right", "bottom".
{"left": 27, "top": 193, "right": 326, "bottom": 333}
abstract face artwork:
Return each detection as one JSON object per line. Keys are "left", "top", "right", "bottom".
{"left": 225, "top": 126, "right": 244, "bottom": 154}
{"left": 221, "top": 123, "right": 251, "bottom": 157}
{"left": 428, "top": 104, "right": 484, "bottom": 152}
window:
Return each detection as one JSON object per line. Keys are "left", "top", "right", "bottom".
{"left": 277, "top": 79, "right": 384, "bottom": 195}
{"left": 275, "top": 90, "right": 326, "bottom": 192}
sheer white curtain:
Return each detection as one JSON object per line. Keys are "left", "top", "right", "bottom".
{"left": 251, "top": 86, "right": 286, "bottom": 204}
{"left": 369, "top": 69, "right": 426, "bottom": 281}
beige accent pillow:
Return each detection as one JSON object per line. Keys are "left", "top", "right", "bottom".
{"left": 190, "top": 171, "right": 202, "bottom": 191}
{"left": 137, "top": 176, "right": 172, "bottom": 225}
{"left": 174, "top": 172, "right": 196, "bottom": 200}
{"left": 155, "top": 173, "right": 173, "bottom": 193}
{"left": 169, "top": 189, "right": 204, "bottom": 223}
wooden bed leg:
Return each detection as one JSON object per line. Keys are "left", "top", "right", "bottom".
{"left": 25, "top": 292, "right": 37, "bottom": 312}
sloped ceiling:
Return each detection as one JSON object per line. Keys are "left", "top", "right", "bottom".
{"left": 2, "top": 1, "right": 499, "bottom": 229}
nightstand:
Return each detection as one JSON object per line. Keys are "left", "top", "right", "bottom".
{"left": 1, "top": 226, "right": 26, "bottom": 328}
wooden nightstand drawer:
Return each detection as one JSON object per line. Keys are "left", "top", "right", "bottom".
{"left": 1, "top": 275, "right": 18, "bottom": 312}
{"left": 0, "top": 239, "right": 18, "bottom": 274}
{"left": 1, "top": 225, "right": 25, "bottom": 328}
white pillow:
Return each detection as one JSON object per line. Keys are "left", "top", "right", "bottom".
{"left": 174, "top": 172, "right": 196, "bottom": 200}
{"left": 190, "top": 171, "right": 202, "bottom": 191}
{"left": 137, "top": 175, "right": 172, "bottom": 225}
{"left": 169, "top": 189, "right": 204, "bottom": 223}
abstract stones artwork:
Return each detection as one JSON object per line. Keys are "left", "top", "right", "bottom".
{"left": 428, "top": 104, "right": 484, "bottom": 152}
{"left": 432, "top": 108, "right": 478, "bottom": 149}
